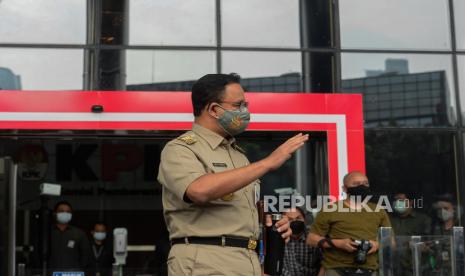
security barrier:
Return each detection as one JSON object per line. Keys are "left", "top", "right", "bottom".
{"left": 379, "top": 226, "right": 465, "bottom": 276}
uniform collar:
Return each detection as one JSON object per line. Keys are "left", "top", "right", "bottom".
{"left": 192, "top": 123, "right": 235, "bottom": 150}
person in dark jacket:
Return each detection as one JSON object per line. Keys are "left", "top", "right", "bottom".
{"left": 49, "top": 201, "right": 91, "bottom": 274}
{"left": 88, "top": 222, "right": 114, "bottom": 276}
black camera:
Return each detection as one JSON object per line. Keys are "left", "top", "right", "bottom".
{"left": 353, "top": 239, "right": 372, "bottom": 265}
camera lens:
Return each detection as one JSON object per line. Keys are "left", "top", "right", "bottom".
{"left": 354, "top": 240, "right": 372, "bottom": 265}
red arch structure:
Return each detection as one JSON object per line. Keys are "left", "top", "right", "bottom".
{"left": 0, "top": 91, "right": 365, "bottom": 198}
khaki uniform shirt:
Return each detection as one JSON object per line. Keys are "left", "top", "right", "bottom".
{"left": 158, "top": 123, "right": 260, "bottom": 240}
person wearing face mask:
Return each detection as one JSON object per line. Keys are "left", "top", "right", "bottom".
{"left": 308, "top": 172, "right": 391, "bottom": 276}
{"left": 49, "top": 201, "right": 91, "bottom": 274}
{"left": 281, "top": 207, "right": 320, "bottom": 276}
{"left": 158, "top": 73, "right": 309, "bottom": 276}
{"left": 425, "top": 194, "right": 460, "bottom": 276}
{"left": 431, "top": 194, "right": 457, "bottom": 236}
{"left": 88, "top": 222, "right": 114, "bottom": 276}
{"left": 388, "top": 192, "right": 431, "bottom": 276}
{"left": 389, "top": 192, "right": 431, "bottom": 236}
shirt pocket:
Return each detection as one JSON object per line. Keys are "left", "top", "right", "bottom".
{"left": 208, "top": 163, "right": 242, "bottom": 203}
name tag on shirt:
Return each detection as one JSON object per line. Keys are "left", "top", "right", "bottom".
{"left": 212, "top": 162, "right": 227, "bottom": 168}
{"left": 67, "top": 240, "right": 75, "bottom": 248}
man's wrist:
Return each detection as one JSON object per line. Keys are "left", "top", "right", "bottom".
{"left": 317, "top": 238, "right": 335, "bottom": 249}
{"left": 255, "top": 159, "right": 271, "bottom": 173}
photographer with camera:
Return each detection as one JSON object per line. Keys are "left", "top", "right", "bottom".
{"left": 308, "top": 172, "right": 391, "bottom": 276}
{"left": 281, "top": 207, "right": 320, "bottom": 276}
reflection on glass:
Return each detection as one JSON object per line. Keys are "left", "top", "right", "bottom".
{"left": 221, "top": 51, "right": 302, "bottom": 92}
{"left": 339, "top": 0, "right": 451, "bottom": 50}
{"left": 458, "top": 55, "right": 465, "bottom": 125}
{"left": 365, "top": 131, "right": 456, "bottom": 204}
{"left": 221, "top": 0, "right": 300, "bottom": 47}
{"left": 0, "top": 0, "right": 86, "bottom": 44}
{"left": 380, "top": 235, "right": 456, "bottom": 275}
{"left": 0, "top": 48, "right": 83, "bottom": 90}
{"left": 455, "top": 0, "right": 465, "bottom": 49}
{"left": 129, "top": 0, "right": 216, "bottom": 46}
{"left": 126, "top": 50, "right": 216, "bottom": 91}
{"left": 3, "top": 139, "right": 167, "bottom": 273}
{"left": 341, "top": 53, "right": 456, "bottom": 127}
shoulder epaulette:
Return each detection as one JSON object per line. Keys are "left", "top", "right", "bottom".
{"left": 177, "top": 134, "right": 197, "bottom": 145}
{"left": 233, "top": 143, "right": 246, "bottom": 154}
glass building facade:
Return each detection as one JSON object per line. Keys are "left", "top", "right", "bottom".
{"left": 0, "top": 0, "right": 465, "bottom": 274}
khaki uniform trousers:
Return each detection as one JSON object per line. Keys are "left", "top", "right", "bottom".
{"left": 168, "top": 243, "right": 261, "bottom": 276}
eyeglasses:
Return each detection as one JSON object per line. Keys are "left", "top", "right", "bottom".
{"left": 219, "top": 101, "right": 249, "bottom": 111}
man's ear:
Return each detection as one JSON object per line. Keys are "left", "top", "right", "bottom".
{"left": 342, "top": 185, "right": 347, "bottom": 193}
{"left": 207, "top": 103, "right": 219, "bottom": 119}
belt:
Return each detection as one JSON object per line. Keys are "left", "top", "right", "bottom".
{"left": 335, "top": 268, "right": 375, "bottom": 276}
{"left": 171, "top": 236, "right": 258, "bottom": 250}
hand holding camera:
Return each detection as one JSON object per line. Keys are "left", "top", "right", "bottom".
{"left": 332, "top": 238, "right": 359, "bottom": 253}
{"left": 352, "top": 240, "right": 373, "bottom": 264}
{"left": 332, "top": 238, "right": 378, "bottom": 264}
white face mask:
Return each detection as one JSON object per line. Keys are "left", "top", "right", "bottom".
{"left": 437, "top": 208, "right": 454, "bottom": 222}
{"left": 393, "top": 200, "right": 409, "bottom": 214}
{"left": 56, "top": 212, "right": 72, "bottom": 224}
{"left": 93, "top": 232, "right": 107, "bottom": 241}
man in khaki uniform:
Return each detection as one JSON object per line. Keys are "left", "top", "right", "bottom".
{"left": 158, "top": 73, "right": 309, "bottom": 276}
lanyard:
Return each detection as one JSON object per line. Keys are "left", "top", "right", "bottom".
{"left": 92, "top": 244, "right": 104, "bottom": 259}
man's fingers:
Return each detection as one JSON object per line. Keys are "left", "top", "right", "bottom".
{"left": 368, "top": 240, "right": 378, "bottom": 254}
{"left": 282, "top": 135, "right": 309, "bottom": 152}
{"left": 284, "top": 133, "right": 307, "bottom": 145}
{"left": 288, "top": 135, "right": 309, "bottom": 148}
{"left": 346, "top": 242, "right": 358, "bottom": 252}
{"left": 288, "top": 133, "right": 308, "bottom": 143}
{"left": 265, "top": 214, "right": 272, "bottom": 227}
{"left": 278, "top": 134, "right": 309, "bottom": 154}
{"left": 281, "top": 133, "right": 301, "bottom": 146}
{"left": 288, "top": 142, "right": 305, "bottom": 153}
{"left": 275, "top": 216, "right": 288, "bottom": 226}
{"left": 281, "top": 227, "right": 292, "bottom": 240}
{"left": 289, "top": 132, "right": 303, "bottom": 140}
{"left": 275, "top": 217, "right": 289, "bottom": 233}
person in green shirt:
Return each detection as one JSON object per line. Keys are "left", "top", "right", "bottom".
{"left": 308, "top": 171, "right": 391, "bottom": 276}
{"left": 389, "top": 192, "right": 431, "bottom": 276}
{"left": 431, "top": 194, "right": 457, "bottom": 236}
{"left": 389, "top": 192, "right": 431, "bottom": 236}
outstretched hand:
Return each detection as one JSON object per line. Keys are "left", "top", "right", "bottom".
{"left": 263, "top": 133, "right": 309, "bottom": 171}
